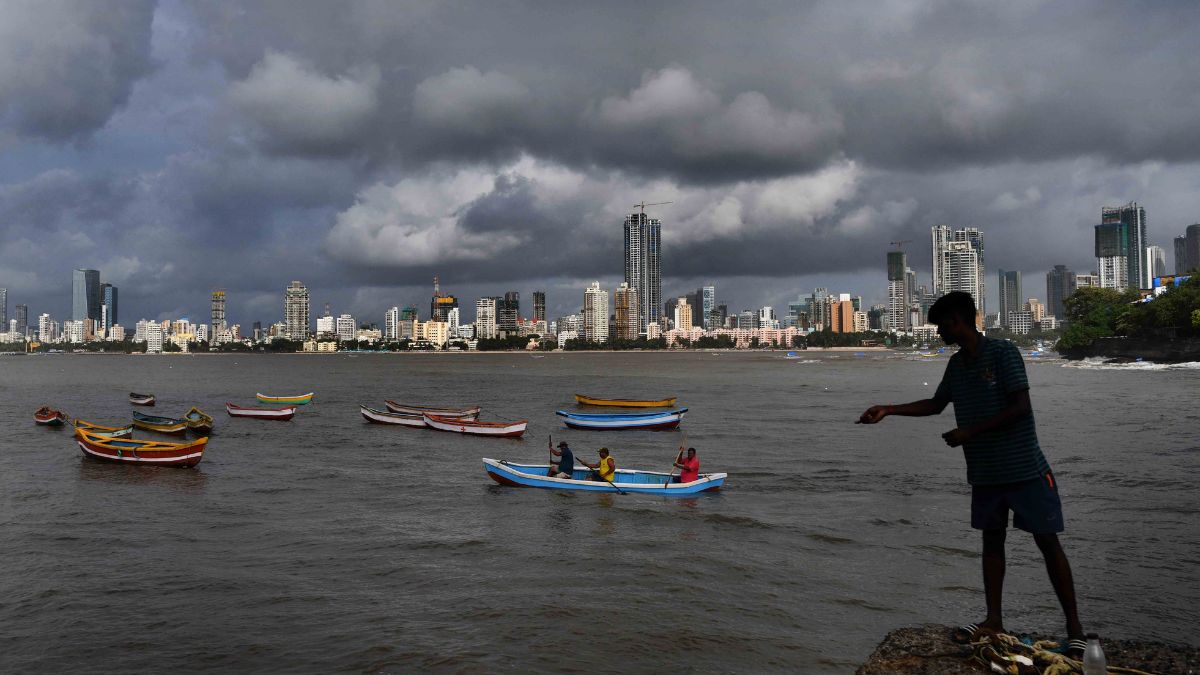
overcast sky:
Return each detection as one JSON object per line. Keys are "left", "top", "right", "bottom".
{"left": 2, "top": 0, "right": 1198, "bottom": 326}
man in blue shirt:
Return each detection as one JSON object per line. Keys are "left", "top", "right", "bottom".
{"left": 548, "top": 440, "right": 574, "bottom": 478}
{"left": 858, "top": 292, "right": 1085, "bottom": 656}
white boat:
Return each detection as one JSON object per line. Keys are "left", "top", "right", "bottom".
{"left": 360, "top": 405, "right": 426, "bottom": 427}
{"left": 384, "top": 401, "right": 481, "bottom": 419}
{"left": 423, "top": 414, "right": 527, "bottom": 438}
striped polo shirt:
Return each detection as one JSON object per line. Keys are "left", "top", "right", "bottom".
{"left": 933, "top": 335, "right": 1051, "bottom": 486}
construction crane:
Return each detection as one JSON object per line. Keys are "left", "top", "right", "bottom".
{"left": 889, "top": 239, "right": 913, "bottom": 249}
{"left": 634, "top": 200, "right": 673, "bottom": 216}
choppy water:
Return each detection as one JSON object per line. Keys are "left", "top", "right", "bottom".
{"left": 1, "top": 351, "right": 1197, "bottom": 672}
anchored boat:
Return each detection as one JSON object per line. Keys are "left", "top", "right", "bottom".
{"left": 256, "top": 392, "right": 314, "bottom": 405}
{"left": 226, "top": 403, "right": 297, "bottom": 421}
{"left": 73, "top": 419, "right": 134, "bottom": 439}
{"left": 34, "top": 406, "right": 68, "bottom": 426}
{"left": 483, "top": 459, "right": 725, "bottom": 495}
{"left": 131, "top": 410, "right": 189, "bottom": 435}
{"left": 424, "top": 414, "right": 527, "bottom": 438}
{"left": 384, "top": 401, "right": 481, "bottom": 418}
{"left": 360, "top": 405, "right": 426, "bottom": 427}
{"left": 129, "top": 392, "right": 156, "bottom": 406}
{"left": 555, "top": 408, "right": 687, "bottom": 431}
{"left": 574, "top": 394, "right": 678, "bottom": 408}
{"left": 75, "top": 429, "right": 206, "bottom": 467}
{"left": 184, "top": 407, "right": 214, "bottom": 434}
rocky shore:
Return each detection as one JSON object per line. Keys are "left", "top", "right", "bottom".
{"left": 857, "top": 625, "right": 1200, "bottom": 674}
{"left": 1064, "top": 336, "right": 1200, "bottom": 363}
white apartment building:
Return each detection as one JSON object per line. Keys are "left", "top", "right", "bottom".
{"left": 583, "top": 282, "right": 609, "bottom": 343}
{"left": 336, "top": 313, "right": 356, "bottom": 342}
{"left": 146, "top": 322, "right": 164, "bottom": 353}
{"left": 475, "top": 298, "right": 497, "bottom": 339}
{"left": 317, "top": 315, "right": 336, "bottom": 337}
{"left": 1007, "top": 311, "right": 1033, "bottom": 335}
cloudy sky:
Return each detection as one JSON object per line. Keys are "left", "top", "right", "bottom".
{"left": 2, "top": 0, "right": 1199, "bottom": 326}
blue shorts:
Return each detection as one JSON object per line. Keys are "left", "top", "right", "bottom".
{"left": 971, "top": 471, "right": 1064, "bottom": 534}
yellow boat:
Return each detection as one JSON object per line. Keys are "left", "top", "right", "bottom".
{"left": 574, "top": 394, "right": 678, "bottom": 408}
{"left": 256, "top": 392, "right": 314, "bottom": 405}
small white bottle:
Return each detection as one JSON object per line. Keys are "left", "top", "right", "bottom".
{"left": 1082, "top": 633, "right": 1107, "bottom": 675}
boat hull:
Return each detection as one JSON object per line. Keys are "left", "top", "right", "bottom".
{"left": 424, "top": 414, "right": 527, "bottom": 438}
{"left": 184, "top": 407, "right": 214, "bottom": 434}
{"left": 35, "top": 409, "right": 67, "bottom": 426}
{"left": 483, "top": 459, "right": 724, "bottom": 495}
{"left": 73, "top": 420, "right": 134, "bottom": 438}
{"left": 384, "top": 401, "right": 480, "bottom": 418}
{"left": 226, "top": 403, "right": 296, "bottom": 420}
{"left": 256, "top": 392, "right": 314, "bottom": 405}
{"left": 76, "top": 430, "right": 205, "bottom": 467}
{"left": 574, "top": 394, "right": 678, "bottom": 408}
{"left": 131, "top": 411, "right": 188, "bottom": 435}
{"left": 129, "top": 393, "right": 156, "bottom": 406}
{"left": 555, "top": 408, "right": 687, "bottom": 431}
{"left": 360, "top": 406, "right": 426, "bottom": 427}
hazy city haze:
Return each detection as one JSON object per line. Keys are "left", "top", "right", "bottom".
{"left": 2, "top": 0, "right": 1199, "bottom": 324}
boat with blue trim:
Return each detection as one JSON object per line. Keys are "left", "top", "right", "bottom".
{"left": 131, "top": 410, "right": 189, "bottom": 435}
{"left": 555, "top": 408, "right": 687, "bottom": 431}
{"left": 483, "top": 458, "right": 725, "bottom": 495}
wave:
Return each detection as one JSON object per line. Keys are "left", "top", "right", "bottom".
{"left": 1062, "top": 357, "right": 1200, "bottom": 371}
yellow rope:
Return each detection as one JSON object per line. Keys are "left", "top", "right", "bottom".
{"left": 970, "top": 633, "right": 1158, "bottom": 675}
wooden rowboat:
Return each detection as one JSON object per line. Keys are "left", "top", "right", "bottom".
{"left": 574, "top": 394, "right": 678, "bottom": 408}
{"left": 226, "top": 403, "right": 297, "bottom": 421}
{"left": 424, "top": 414, "right": 527, "bottom": 438}
{"left": 129, "top": 392, "right": 156, "bottom": 406}
{"left": 35, "top": 406, "right": 68, "bottom": 426}
{"left": 555, "top": 408, "right": 687, "bottom": 431}
{"left": 73, "top": 419, "right": 134, "bottom": 439}
{"left": 384, "top": 401, "right": 481, "bottom": 418}
{"left": 255, "top": 392, "right": 314, "bottom": 405}
{"left": 75, "top": 429, "right": 206, "bottom": 467}
{"left": 184, "top": 407, "right": 214, "bottom": 434}
{"left": 482, "top": 459, "right": 725, "bottom": 495}
{"left": 360, "top": 405, "right": 426, "bottom": 427}
{"left": 131, "top": 410, "right": 189, "bottom": 435}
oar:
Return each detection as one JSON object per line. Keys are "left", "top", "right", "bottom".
{"left": 548, "top": 434, "right": 556, "bottom": 477}
{"left": 663, "top": 432, "right": 687, "bottom": 488}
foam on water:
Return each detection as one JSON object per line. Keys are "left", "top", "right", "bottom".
{"left": 1062, "top": 357, "right": 1200, "bottom": 371}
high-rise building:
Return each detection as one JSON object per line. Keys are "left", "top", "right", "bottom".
{"left": 1025, "top": 298, "right": 1045, "bottom": 323}
{"left": 673, "top": 298, "right": 693, "bottom": 331}
{"left": 498, "top": 291, "right": 519, "bottom": 333}
{"left": 932, "top": 226, "right": 985, "bottom": 321}
{"left": 532, "top": 291, "right": 546, "bottom": 324}
{"left": 886, "top": 251, "right": 910, "bottom": 333}
{"left": 385, "top": 307, "right": 399, "bottom": 340}
{"left": 931, "top": 224, "right": 952, "bottom": 295}
{"left": 998, "top": 270, "right": 1022, "bottom": 329}
{"left": 583, "top": 282, "right": 609, "bottom": 343}
{"left": 701, "top": 285, "right": 716, "bottom": 330}
{"left": 100, "top": 283, "right": 117, "bottom": 332}
{"left": 430, "top": 277, "right": 458, "bottom": 322}
{"left": 446, "top": 307, "right": 460, "bottom": 337}
{"left": 0, "top": 288, "right": 6, "bottom": 328}
{"left": 1147, "top": 245, "right": 1166, "bottom": 279}
{"left": 1075, "top": 272, "right": 1100, "bottom": 289}
{"left": 284, "top": 281, "right": 310, "bottom": 340}
{"left": 758, "top": 306, "right": 778, "bottom": 329}
{"left": 72, "top": 269, "right": 101, "bottom": 322}
{"left": 336, "top": 314, "right": 356, "bottom": 342}
{"left": 1101, "top": 202, "right": 1148, "bottom": 289}
{"left": 614, "top": 282, "right": 638, "bottom": 340}
{"left": 14, "top": 304, "right": 28, "bottom": 337}
{"left": 830, "top": 296, "right": 855, "bottom": 333}
{"left": 1045, "top": 265, "right": 1076, "bottom": 320}
{"left": 623, "top": 211, "right": 662, "bottom": 335}
{"left": 1094, "top": 221, "right": 1129, "bottom": 289}
{"left": 38, "top": 313, "right": 51, "bottom": 342}
{"left": 1179, "top": 224, "right": 1200, "bottom": 274}
{"left": 145, "top": 321, "right": 164, "bottom": 354}
{"left": 210, "top": 289, "right": 226, "bottom": 340}
{"left": 475, "top": 297, "right": 497, "bottom": 339}
{"left": 316, "top": 315, "right": 335, "bottom": 336}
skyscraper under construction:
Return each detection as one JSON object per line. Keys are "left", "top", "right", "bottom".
{"left": 624, "top": 211, "right": 662, "bottom": 336}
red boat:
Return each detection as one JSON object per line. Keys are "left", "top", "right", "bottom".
{"left": 35, "top": 406, "right": 68, "bottom": 426}
{"left": 75, "top": 429, "right": 206, "bottom": 467}
{"left": 423, "top": 413, "right": 527, "bottom": 438}
{"left": 225, "top": 403, "right": 297, "bottom": 421}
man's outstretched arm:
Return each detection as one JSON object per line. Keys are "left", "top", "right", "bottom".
{"left": 858, "top": 398, "right": 948, "bottom": 424}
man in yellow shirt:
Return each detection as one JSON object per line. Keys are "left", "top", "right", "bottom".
{"left": 582, "top": 447, "right": 616, "bottom": 483}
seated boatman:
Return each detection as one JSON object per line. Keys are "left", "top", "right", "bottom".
{"left": 581, "top": 447, "right": 617, "bottom": 483}
{"left": 548, "top": 440, "right": 574, "bottom": 478}
{"left": 673, "top": 446, "right": 700, "bottom": 483}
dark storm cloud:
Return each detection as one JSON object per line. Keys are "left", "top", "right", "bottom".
{"left": 3, "top": 0, "right": 1200, "bottom": 324}
{"left": 0, "top": 0, "right": 156, "bottom": 142}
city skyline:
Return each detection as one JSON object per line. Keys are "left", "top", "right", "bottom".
{"left": 3, "top": 3, "right": 1200, "bottom": 327}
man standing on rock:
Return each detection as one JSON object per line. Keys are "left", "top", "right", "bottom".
{"left": 857, "top": 291, "right": 1086, "bottom": 657}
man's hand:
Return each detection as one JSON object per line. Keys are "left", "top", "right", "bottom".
{"left": 942, "top": 428, "right": 972, "bottom": 447}
{"left": 857, "top": 405, "right": 890, "bottom": 424}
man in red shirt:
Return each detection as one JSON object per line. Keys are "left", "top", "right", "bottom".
{"left": 673, "top": 446, "right": 700, "bottom": 483}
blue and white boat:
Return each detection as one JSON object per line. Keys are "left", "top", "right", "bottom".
{"left": 483, "top": 459, "right": 725, "bottom": 495}
{"left": 554, "top": 408, "right": 688, "bottom": 431}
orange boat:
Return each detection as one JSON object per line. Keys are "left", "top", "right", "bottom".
{"left": 574, "top": 394, "right": 677, "bottom": 408}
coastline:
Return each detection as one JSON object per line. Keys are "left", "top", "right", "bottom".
{"left": 20, "top": 346, "right": 896, "bottom": 356}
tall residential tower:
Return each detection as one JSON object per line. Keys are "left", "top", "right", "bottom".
{"left": 623, "top": 211, "right": 662, "bottom": 335}
{"left": 284, "top": 281, "right": 310, "bottom": 340}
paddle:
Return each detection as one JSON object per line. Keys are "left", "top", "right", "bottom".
{"left": 589, "top": 452, "right": 625, "bottom": 494}
{"left": 664, "top": 431, "right": 687, "bottom": 488}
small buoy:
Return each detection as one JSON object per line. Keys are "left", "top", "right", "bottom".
{"left": 923, "top": 382, "right": 928, "bottom": 386}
